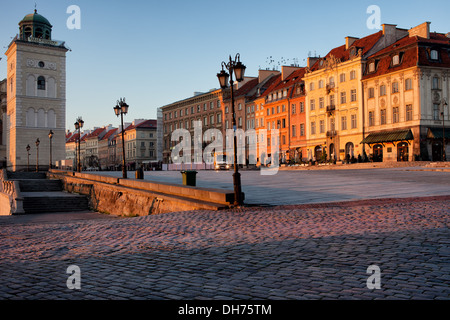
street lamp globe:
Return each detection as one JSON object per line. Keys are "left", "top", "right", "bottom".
{"left": 217, "top": 69, "right": 229, "bottom": 89}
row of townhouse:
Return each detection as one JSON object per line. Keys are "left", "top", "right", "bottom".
{"left": 65, "top": 119, "right": 158, "bottom": 170}
{"left": 161, "top": 22, "right": 450, "bottom": 164}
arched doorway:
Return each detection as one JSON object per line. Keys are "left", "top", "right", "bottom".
{"left": 373, "top": 144, "right": 383, "bottom": 162}
{"left": 432, "top": 141, "right": 443, "bottom": 161}
{"left": 314, "top": 146, "right": 323, "bottom": 161}
{"left": 397, "top": 142, "right": 409, "bottom": 162}
{"left": 345, "top": 142, "right": 354, "bottom": 162}
{"left": 329, "top": 143, "right": 335, "bottom": 161}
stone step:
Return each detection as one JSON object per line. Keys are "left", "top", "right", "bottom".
{"left": 22, "top": 193, "right": 90, "bottom": 214}
{"left": 18, "top": 179, "right": 62, "bottom": 192}
{"left": 7, "top": 172, "right": 47, "bottom": 180}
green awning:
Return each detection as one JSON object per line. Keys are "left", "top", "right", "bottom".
{"left": 427, "top": 127, "right": 450, "bottom": 139}
{"left": 361, "top": 129, "right": 414, "bottom": 145}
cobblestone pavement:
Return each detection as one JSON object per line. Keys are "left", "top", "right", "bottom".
{"left": 0, "top": 196, "right": 449, "bottom": 300}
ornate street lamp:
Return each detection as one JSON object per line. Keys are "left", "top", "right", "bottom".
{"left": 74, "top": 117, "right": 84, "bottom": 172}
{"left": 26, "top": 144, "right": 31, "bottom": 172}
{"left": 35, "top": 138, "right": 40, "bottom": 172}
{"left": 114, "top": 97, "right": 129, "bottom": 179}
{"left": 441, "top": 99, "right": 448, "bottom": 161}
{"left": 217, "top": 54, "right": 246, "bottom": 206}
{"left": 48, "top": 130, "right": 54, "bottom": 170}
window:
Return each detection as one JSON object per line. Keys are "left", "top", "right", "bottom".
{"left": 330, "top": 118, "right": 335, "bottom": 131}
{"left": 174, "top": 111, "right": 178, "bottom": 118}
{"left": 282, "top": 119, "right": 286, "bottom": 128}
{"left": 191, "top": 106, "right": 194, "bottom": 114}
{"left": 217, "top": 100, "right": 221, "bottom": 108}
{"left": 430, "top": 50, "right": 439, "bottom": 60}
{"left": 238, "top": 117, "right": 242, "bottom": 126}
{"left": 210, "top": 102, "right": 214, "bottom": 110}
{"left": 369, "top": 62, "right": 375, "bottom": 73}
{"left": 310, "top": 82, "right": 315, "bottom": 91}
{"left": 341, "top": 92, "right": 347, "bottom": 104}
{"left": 203, "top": 104, "right": 207, "bottom": 111}
{"left": 225, "top": 106, "right": 229, "bottom": 114}
{"left": 406, "top": 105, "right": 413, "bottom": 121}
{"left": 340, "top": 73, "right": 346, "bottom": 83}
{"left": 351, "top": 89, "right": 357, "bottom": 102}
{"left": 282, "top": 135, "right": 286, "bottom": 145}
{"left": 393, "top": 107, "right": 399, "bottom": 123}
{"left": 37, "top": 76, "right": 45, "bottom": 90}
{"left": 292, "top": 104, "right": 296, "bottom": 114}
{"left": 368, "top": 88, "right": 375, "bottom": 99}
{"left": 380, "top": 85, "right": 386, "bottom": 96}
{"left": 210, "top": 115, "right": 214, "bottom": 125}
{"left": 351, "top": 114, "right": 357, "bottom": 129}
{"left": 225, "top": 120, "right": 229, "bottom": 129}
{"left": 272, "top": 107, "right": 275, "bottom": 115}
{"left": 380, "top": 109, "right": 386, "bottom": 125}
{"left": 433, "top": 104, "right": 440, "bottom": 120}
{"left": 350, "top": 70, "right": 356, "bottom": 80}
{"left": 319, "top": 80, "right": 324, "bottom": 89}
{"left": 330, "top": 95, "right": 335, "bottom": 106}
{"left": 311, "top": 122, "right": 316, "bottom": 135}
{"left": 405, "top": 78, "right": 412, "bottom": 91}
{"left": 319, "top": 120, "right": 325, "bottom": 134}
{"left": 292, "top": 125, "right": 297, "bottom": 137}
{"left": 310, "top": 99, "right": 315, "bottom": 111}
{"left": 300, "top": 124, "right": 305, "bottom": 136}
{"left": 277, "top": 106, "right": 280, "bottom": 114}
{"left": 300, "top": 102, "right": 304, "bottom": 113}
{"left": 217, "top": 113, "right": 222, "bottom": 123}
{"left": 392, "top": 82, "right": 399, "bottom": 93}
{"left": 432, "top": 77, "right": 440, "bottom": 90}
{"left": 197, "top": 105, "right": 200, "bottom": 112}
{"left": 282, "top": 105, "right": 286, "bottom": 112}
{"left": 267, "top": 108, "right": 270, "bottom": 116}
{"left": 341, "top": 116, "right": 347, "bottom": 130}
{"left": 369, "top": 111, "right": 374, "bottom": 127}
{"left": 319, "top": 97, "right": 324, "bottom": 109}
{"left": 392, "top": 54, "right": 400, "bottom": 66}
{"left": 238, "top": 103, "right": 242, "bottom": 110}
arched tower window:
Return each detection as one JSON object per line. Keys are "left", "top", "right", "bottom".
{"left": 37, "top": 76, "right": 46, "bottom": 90}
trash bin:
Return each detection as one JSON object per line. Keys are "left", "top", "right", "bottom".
{"left": 181, "top": 170, "right": 197, "bottom": 186}
{"left": 135, "top": 167, "right": 144, "bottom": 179}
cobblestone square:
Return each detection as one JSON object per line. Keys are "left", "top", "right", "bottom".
{"left": 0, "top": 167, "right": 449, "bottom": 301}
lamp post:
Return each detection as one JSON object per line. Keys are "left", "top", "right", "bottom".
{"left": 217, "top": 54, "right": 246, "bottom": 206}
{"left": 441, "top": 99, "right": 448, "bottom": 162}
{"left": 35, "top": 138, "right": 40, "bottom": 172}
{"left": 48, "top": 130, "right": 54, "bottom": 170}
{"left": 114, "top": 98, "right": 129, "bottom": 179}
{"left": 26, "top": 144, "right": 31, "bottom": 172}
{"left": 74, "top": 117, "right": 84, "bottom": 172}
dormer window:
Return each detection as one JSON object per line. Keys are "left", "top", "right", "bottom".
{"left": 430, "top": 50, "right": 439, "bottom": 60}
{"left": 392, "top": 54, "right": 400, "bottom": 66}
{"left": 368, "top": 62, "right": 375, "bottom": 73}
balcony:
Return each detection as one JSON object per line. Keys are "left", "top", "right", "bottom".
{"left": 326, "top": 130, "right": 338, "bottom": 138}
{"left": 326, "top": 105, "right": 336, "bottom": 114}
{"left": 326, "top": 83, "right": 335, "bottom": 94}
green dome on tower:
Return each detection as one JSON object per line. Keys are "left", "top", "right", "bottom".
{"left": 19, "top": 9, "right": 52, "bottom": 40}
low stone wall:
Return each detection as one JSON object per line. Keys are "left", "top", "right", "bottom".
{"left": 47, "top": 170, "right": 240, "bottom": 217}
{"left": 0, "top": 169, "right": 24, "bottom": 215}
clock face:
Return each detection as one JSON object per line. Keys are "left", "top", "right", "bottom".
{"left": 38, "top": 61, "right": 45, "bottom": 68}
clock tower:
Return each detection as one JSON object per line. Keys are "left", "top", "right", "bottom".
{"left": 5, "top": 10, "right": 69, "bottom": 171}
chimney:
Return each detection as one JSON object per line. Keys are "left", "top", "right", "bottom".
{"left": 307, "top": 57, "right": 319, "bottom": 69}
{"left": 281, "top": 66, "right": 300, "bottom": 81}
{"left": 408, "top": 22, "right": 430, "bottom": 39}
{"left": 258, "top": 69, "right": 280, "bottom": 83}
{"left": 345, "top": 36, "right": 359, "bottom": 49}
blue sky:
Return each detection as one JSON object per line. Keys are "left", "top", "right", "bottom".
{"left": 1, "top": 0, "right": 449, "bottom": 131}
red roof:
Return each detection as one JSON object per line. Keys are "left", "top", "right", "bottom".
{"left": 363, "top": 32, "right": 450, "bottom": 80}
{"left": 66, "top": 133, "right": 79, "bottom": 143}
{"left": 310, "top": 31, "right": 383, "bottom": 71}
{"left": 83, "top": 127, "right": 106, "bottom": 140}
{"left": 100, "top": 128, "right": 118, "bottom": 141}
{"left": 125, "top": 119, "right": 157, "bottom": 131}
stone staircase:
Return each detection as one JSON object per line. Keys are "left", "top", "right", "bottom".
{"left": 7, "top": 172, "right": 90, "bottom": 214}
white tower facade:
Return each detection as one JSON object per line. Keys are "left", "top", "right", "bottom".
{"left": 5, "top": 10, "right": 68, "bottom": 171}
